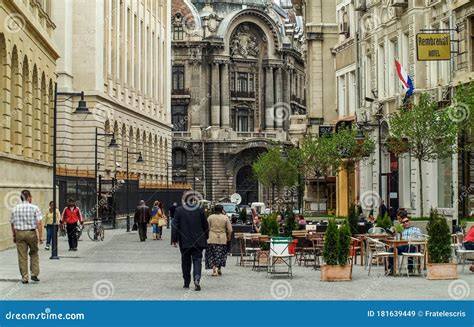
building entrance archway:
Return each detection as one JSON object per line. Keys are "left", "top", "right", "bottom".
{"left": 236, "top": 165, "right": 258, "bottom": 205}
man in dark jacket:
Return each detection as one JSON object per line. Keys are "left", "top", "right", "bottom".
{"left": 171, "top": 205, "right": 209, "bottom": 291}
{"left": 134, "top": 200, "right": 151, "bottom": 242}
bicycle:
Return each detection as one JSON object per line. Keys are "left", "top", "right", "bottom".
{"left": 87, "top": 219, "right": 105, "bottom": 241}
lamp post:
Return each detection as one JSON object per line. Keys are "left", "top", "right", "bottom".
{"left": 52, "top": 84, "right": 89, "bottom": 260}
{"left": 356, "top": 99, "right": 384, "bottom": 210}
{"left": 166, "top": 161, "right": 170, "bottom": 229}
{"left": 201, "top": 126, "right": 211, "bottom": 199}
{"left": 126, "top": 148, "right": 144, "bottom": 232}
{"left": 95, "top": 128, "right": 119, "bottom": 231}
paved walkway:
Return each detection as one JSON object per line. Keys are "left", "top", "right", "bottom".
{"left": 0, "top": 228, "right": 473, "bottom": 300}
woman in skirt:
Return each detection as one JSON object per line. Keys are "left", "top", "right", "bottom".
{"left": 205, "top": 204, "right": 233, "bottom": 276}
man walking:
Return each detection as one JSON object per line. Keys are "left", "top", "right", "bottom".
{"left": 134, "top": 200, "right": 151, "bottom": 241}
{"left": 171, "top": 205, "right": 209, "bottom": 291}
{"left": 61, "top": 198, "right": 83, "bottom": 251}
{"left": 10, "top": 190, "right": 43, "bottom": 284}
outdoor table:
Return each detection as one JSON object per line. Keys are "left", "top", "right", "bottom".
{"left": 383, "top": 239, "right": 408, "bottom": 276}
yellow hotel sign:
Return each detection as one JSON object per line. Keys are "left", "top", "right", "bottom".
{"left": 416, "top": 33, "right": 451, "bottom": 61}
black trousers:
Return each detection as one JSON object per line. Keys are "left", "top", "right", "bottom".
{"left": 138, "top": 223, "right": 148, "bottom": 241}
{"left": 180, "top": 247, "right": 203, "bottom": 286}
{"left": 66, "top": 223, "right": 78, "bottom": 249}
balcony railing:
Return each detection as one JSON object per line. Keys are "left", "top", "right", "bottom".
{"left": 172, "top": 88, "right": 190, "bottom": 96}
{"left": 231, "top": 91, "right": 255, "bottom": 98}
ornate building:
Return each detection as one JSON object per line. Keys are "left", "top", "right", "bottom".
{"left": 0, "top": 0, "right": 58, "bottom": 250}
{"left": 171, "top": 0, "right": 305, "bottom": 205}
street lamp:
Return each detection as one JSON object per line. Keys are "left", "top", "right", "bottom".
{"left": 94, "top": 128, "right": 119, "bottom": 234}
{"left": 356, "top": 99, "right": 384, "bottom": 212}
{"left": 201, "top": 126, "right": 211, "bottom": 200}
{"left": 52, "top": 84, "right": 89, "bottom": 260}
{"left": 126, "top": 148, "right": 144, "bottom": 232}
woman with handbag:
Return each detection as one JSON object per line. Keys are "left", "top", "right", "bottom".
{"left": 205, "top": 204, "right": 233, "bottom": 276}
{"left": 150, "top": 201, "right": 161, "bottom": 240}
{"left": 157, "top": 202, "right": 167, "bottom": 240}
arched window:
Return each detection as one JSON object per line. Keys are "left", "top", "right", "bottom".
{"left": 10, "top": 47, "right": 21, "bottom": 155}
{"left": 172, "top": 105, "right": 187, "bottom": 131}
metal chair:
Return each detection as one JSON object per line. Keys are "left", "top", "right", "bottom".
{"left": 267, "top": 237, "right": 294, "bottom": 278}
{"left": 366, "top": 237, "right": 394, "bottom": 276}
{"left": 368, "top": 227, "right": 387, "bottom": 234}
{"left": 398, "top": 240, "right": 427, "bottom": 277}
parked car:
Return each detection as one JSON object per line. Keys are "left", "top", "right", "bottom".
{"left": 218, "top": 203, "right": 239, "bottom": 223}
{"left": 251, "top": 202, "right": 266, "bottom": 215}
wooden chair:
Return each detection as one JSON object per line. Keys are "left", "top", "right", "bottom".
{"left": 350, "top": 237, "right": 362, "bottom": 265}
{"left": 292, "top": 230, "right": 308, "bottom": 266}
{"left": 309, "top": 232, "right": 325, "bottom": 270}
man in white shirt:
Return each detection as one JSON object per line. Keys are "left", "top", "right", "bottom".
{"left": 10, "top": 190, "right": 43, "bottom": 284}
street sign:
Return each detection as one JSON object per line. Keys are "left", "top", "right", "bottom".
{"left": 230, "top": 193, "right": 242, "bottom": 205}
{"left": 416, "top": 33, "right": 451, "bottom": 61}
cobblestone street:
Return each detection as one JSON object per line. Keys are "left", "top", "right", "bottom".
{"left": 0, "top": 228, "right": 472, "bottom": 301}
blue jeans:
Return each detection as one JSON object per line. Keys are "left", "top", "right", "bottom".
{"left": 152, "top": 224, "right": 161, "bottom": 234}
{"left": 46, "top": 224, "right": 53, "bottom": 246}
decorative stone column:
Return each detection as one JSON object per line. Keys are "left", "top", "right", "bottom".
{"left": 265, "top": 66, "right": 274, "bottom": 130}
{"left": 275, "top": 67, "right": 283, "bottom": 129}
{"left": 220, "top": 63, "right": 230, "bottom": 128}
{"left": 211, "top": 62, "right": 220, "bottom": 127}
{"left": 190, "top": 62, "right": 202, "bottom": 128}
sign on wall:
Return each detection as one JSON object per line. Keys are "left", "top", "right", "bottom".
{"left": 416, "top": 33, "right": 451, "bottom": 61}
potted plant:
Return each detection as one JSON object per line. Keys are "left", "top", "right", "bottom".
{"left": 258, "top": 213, "right": 279, "bottom": 264}
{"left": 426, "top": 210, "right": 457, "bottom": 280}
{"left": 376, "top": 213, "right": 391, "bottom": 231}
{"left": 393, "top": 223, "right": 404, "bottom": 240}
{"left": 321, "top": 219, "right": 352, "bottom": 281}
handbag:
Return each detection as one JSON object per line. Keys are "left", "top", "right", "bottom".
{"left": 158, "top": 216, "right": 167, "bottom": 227}
{"left": 132, "top": 223, "right": 138, "bottom": 231}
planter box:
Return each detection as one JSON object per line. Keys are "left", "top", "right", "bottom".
{"left": 320, "top": 264, "right": 352, "bottom": 282}
{"left": 427, "top": 263, "right": 458, "bottom": 280}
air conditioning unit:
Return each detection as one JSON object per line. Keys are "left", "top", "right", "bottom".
{"left": 391, "top": 0, "right": 408, "bottom": 7}
{"left": 355, "top": 0, "right": 367, "bottom": 11}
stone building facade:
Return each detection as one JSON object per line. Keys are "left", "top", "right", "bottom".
{"left": 0, "top": 0, "right": 59, "bottom": 250}
{"left": 171, "top": 0, "right": 305, "bottom": 205}
{"left": 292, "top": 0, "right": 339, "bottom": 214}
{"left": 54, "top": 0, "right": 173, "bottom": 215}
{"left": 342, "top": 0, "right": 473, "bottom": 220}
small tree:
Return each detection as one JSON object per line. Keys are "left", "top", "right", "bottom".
{"left": 338, "top": 222, "right": 352, "bottom": 265}
{"left": 253, "top": 146, "right": 298, "bottom": 209}
{"left": 376, "top": 213, "right": 392, "bottom": 230}
{"left": 427, "top": 210, "right": 452, "bottom": 264}
{"left": 284, "top": 209, "right": 296, "bottom": 236}
{"left": 322, "top": 219, "right": 339, "bottom": 265}
{"left": 260, "top": 212, "right": 279, "bottom": 237}
{"left": 389, "top": 93, "right": 459, "bottom": 218}
{"left": 347, "top": 204, "right": 359, "bottom": 236}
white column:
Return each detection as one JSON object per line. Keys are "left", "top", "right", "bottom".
{"left": 211, "top": 62, "right": 220, "bottom": 127}
{"left": 275, "top": 67, "right": 283, "bottom": 129}
{"left": 221, "top": 63, "right": 230, "bottom": 128}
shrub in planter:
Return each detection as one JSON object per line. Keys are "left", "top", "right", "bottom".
{"left": 426, "top": 210, "right": 457, "bottom": 280}
{"left": 259, "top": 213, "right": 279, "bottom": 251}
{"left": 376, "top": 213, "right": 391, "bottom": 231}
{"left": 321, "top": 219, "right": 352, "bottom": 281}
{"left": 347, "top": 204, "right": 358, "bottom": 236}
{"left": 284, "top": 209, "right": 296, "bottom": 237}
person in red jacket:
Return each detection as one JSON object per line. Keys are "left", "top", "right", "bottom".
{"left": 61, "top": 198, "right": 83, "bottom": 251}
{"left": 463, "top": 226, "right": 474, "bottom": 273}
